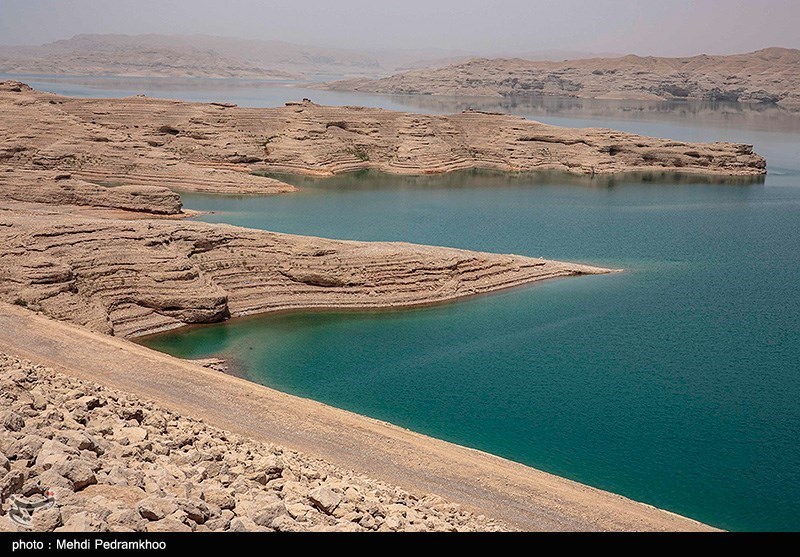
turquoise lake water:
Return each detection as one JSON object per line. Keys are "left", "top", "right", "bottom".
{"left": 23, "top": 75, "right": 799, "bottom": 531}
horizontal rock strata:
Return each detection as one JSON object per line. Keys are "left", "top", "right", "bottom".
{"left": 1, "top": 81, "right": 765, "bottom": 183}
{"left": 0, "top": 206, "right": 610, "bottom": 338}
{"left": 326, "top": 47, "right": 800, "bottom": 107}
{"left": 0, "top": 170, "right": 182, "bottom": 215}
{"left": 0, "top": 353, "right": 501, "bottom": 532}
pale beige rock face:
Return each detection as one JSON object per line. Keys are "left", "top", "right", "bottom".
{"left": 326, "top": 47, "right": 800, "bottom": 107}
{"left": 0, "top": 81, "right": 627, "bottom": 339}
{"left": 0, "top": 205, "right": 610, "bottom": 338}
{"left": 0, "top": 170, "right": 182, "bottom": 215}
{"left": 0, "top": 81, "right": 766, "bottom": 185}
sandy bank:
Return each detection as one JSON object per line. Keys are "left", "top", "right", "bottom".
{"left": 0, "top": 303, "right": 715, "bottom": 531}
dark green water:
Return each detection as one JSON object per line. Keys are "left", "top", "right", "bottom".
{"left": 100, "top": 86, "right": 800, "bottom": 530}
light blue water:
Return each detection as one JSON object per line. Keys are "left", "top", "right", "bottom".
{"left": 28, "top": 76, "right": 799, "bottom": 531}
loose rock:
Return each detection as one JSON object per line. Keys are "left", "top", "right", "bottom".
{"left": 0, "top": 353, "right": 505, "bottom": 532}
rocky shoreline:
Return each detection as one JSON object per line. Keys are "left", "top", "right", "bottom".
{"left": 0, "top": 353, "right": 503, "bottom": 532}
{"left": 0, "top": 305, "right": 716, "bottom": 531}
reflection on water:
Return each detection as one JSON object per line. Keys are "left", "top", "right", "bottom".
{"left": 385, "top": 94, "right": 800, "bottom": 134}
{"left": 261, "top": 168, "right": 766, "bottom": 193}
{"left": 0, "top": 73, "right": 424, "bottom": 114}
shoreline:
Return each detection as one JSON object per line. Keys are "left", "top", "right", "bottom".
{"left": 0, "top": 302, "right": 716, "bottom": 531}
{"left": 1, "top": 351, "right": 505, "bottom": 532}
{"left": 133, "top": 264, "right": 620, "bottom": 340}
{"left": 0, "top": 80, "right": 762, "bottom": 531}
{"left": 0, "top": 199, "right": 615, "bottom": 338}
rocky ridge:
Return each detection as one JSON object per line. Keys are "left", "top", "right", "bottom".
{"left": 0, "top": 353, "right": 501, "bottom": 532}
{"left": 1, "top": 81, "right": 766, "bottom": 182}
{"left": 326, "top": 47, "right": 800, "bottom": 107}
{"left": 0, "top": 35, "right": 300, "bottom": 80}
{"left": 0, "top": 34, "right": 386, "bottom": 80}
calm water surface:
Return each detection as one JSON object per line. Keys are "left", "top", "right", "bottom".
{"left": 25, "top": 76, "right": 799, "bottom": 531}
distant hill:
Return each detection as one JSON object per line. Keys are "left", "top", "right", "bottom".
{"left": 0, "top": 34, "right": 386, "bottom": 80}
{"left": 324, "top": 48, "right": 800, "bottom": 106}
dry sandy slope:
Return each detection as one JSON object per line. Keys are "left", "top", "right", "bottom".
{"left": 326, "top": 47, "right": 800, "bottom": 106}
{"left": 0, "top": 303, "right": 716, "bottom": 531}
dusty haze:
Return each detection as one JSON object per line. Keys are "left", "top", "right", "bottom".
{"left": 1, "top": 0, "right": 798, "bottom": 57}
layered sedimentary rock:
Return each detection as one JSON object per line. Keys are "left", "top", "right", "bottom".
{"left": 0, "top": 170, "right": 182, "bottom": 215}
{"left": 0, "top": 205, "right": 609, "bottom": 338}
{"left": 0, "top": 81, "right": 296, "bottom": 195}
{"left": 1, "top": 81, "right": 765, "bottom": 183}
{"left": 0, "top": 353, "right": 502, "bottom": 532}
{"left": 326, "top": 47, "right": 800, "bottom": 107}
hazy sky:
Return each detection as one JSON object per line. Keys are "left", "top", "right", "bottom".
{"left": 1, "top": 0, "right": 798, "bottom": 56}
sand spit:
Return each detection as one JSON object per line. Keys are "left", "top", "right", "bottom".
{"left": 0, "top": 305, "right": 716, "bottom": 531}
{"left": 325, "top": 47, "right": 800, "bottom": 107}
{"left": 1, "top": 81, "right": 765, "bottom": 183}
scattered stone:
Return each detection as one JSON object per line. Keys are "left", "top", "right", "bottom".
{"left": 146, "top": 517, "right": 191, "bottom": 533}
{"left": 55, "top": 430, "right": 97, "bottom": 453}
{"left": 55, "top": 511, "right": 107, "bottom": 532}
{"left": 2, "top": 412, "right": 25, "bottom": 432}
{"left": 201, "top": 487, "right": 235, "bottom": 510}
{"left": 35, "top": 440, "right": 76, "bottom": 470}
{"left": 308, "top": 486, "right": 342, "bottom": 514}
{"left": 30, "top": 508, "right": 62, "bottom": 531}
{"left": 115, "top": 427, "right": 148, "bottom": 444}
{"left": 73, "top": 396, "right": 102, "bottom": 411}
{"left": 137, "top": 497, "right": 179, "bottom": 521}
{"left": 0, "top": 470, "right": 25, "bottom": 500}
{"left": 54, "top": 460, "right": 97, "bottom": 492}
